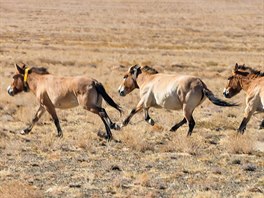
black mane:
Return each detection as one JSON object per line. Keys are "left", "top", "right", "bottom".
{"left": 141, "top": 65, "right": 159, "bottom": 74}
{"left": 237, "top": 65, "right": 264, "bottom": 76}
{"left": 30, "top": 67, "right": 50, "bottom": 75}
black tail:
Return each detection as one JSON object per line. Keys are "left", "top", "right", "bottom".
{"left": 95, "top": 82, "right": 122, "bottom": 113}
{"left": 203, "top": 88, "right": 238, "bottom": 107}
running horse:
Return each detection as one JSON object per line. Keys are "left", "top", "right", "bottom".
{"left": 7, "top": 64, "right": 122, "bottom": 140}
{"left": 223, "top": 63, "right": 264, "bottom": 133}
{"left": 118, "top": 65, "right": 237, "bottom": 136}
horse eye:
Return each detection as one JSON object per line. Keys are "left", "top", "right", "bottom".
{"left": 228, "top": 76, "right": 233, "bottom": 80}
{"left": 123, "top": 75, "right": 128, "bottom": 79}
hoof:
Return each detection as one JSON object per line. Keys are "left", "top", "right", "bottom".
{"left": 148, "top": 119, "right": 155, "bottom": 126}
{"left": 97, "top": 131, "right": 112, "bottom": 141}
{"left": 57, "top": 132, "right": 63, "bottom": 138}
{"left": 111, "top": 123, "right": 121, "bottom": 130}
{"left": 20, "top": 130, "right": 27, "bottom": 135}
{"left": 237, "top": 128, "right": 245, "bottom": 134}
{"left": 121, "top": 122, "right": 127, "bottom": 128}
{"left": 20, "top": 129, "right": 30, "bottom": 135}
{"left": 169, "top": 128, "right": 176, "bottom": 132}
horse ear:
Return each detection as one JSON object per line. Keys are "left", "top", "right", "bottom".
{"left": 15, "top": 64, "right": 24, "bottom": 74}
{"left": 233, "top": 63, "right": 238, "bottom": 74}
{"left": 131, "top": 65, "right": 141, "bottom": 79}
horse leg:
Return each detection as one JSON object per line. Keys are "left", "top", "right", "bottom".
{"left": 260, "top": 120, "right": 264, "bottom": 129}
{"left": 237, "top": 101, "right": 256, "bottom": 134}
{"left": 122, "top": 100, "right": 144, "bottom": 127}
{"left": 182, "top": 104, "right": 195, "bottom": 136}
{"left": 187, "top": 116, "right": 195, "bottom": 136}
{"left": 21, "top": 105, "right": 46, "bottom": 135}
{"left": 46, "top": 106, "right": 62, "bottom": 137}
{"left": 144, "top": 108, "right": 155, "bottom": 126}
{"left": 99, "top": 108, "right": 120, "bottom": 130}
{"left": 170, "top": 118, "right": 187, "bottom": 132}
{"left": 87, "top": 106, "right": 112, "bottom": 140}
{"left": 42, "top": 94, "right": 62, "bottom": 137}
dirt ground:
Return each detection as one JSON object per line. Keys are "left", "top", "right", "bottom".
{"left": 0, "top": 0, "right": 263, "bottom": 197}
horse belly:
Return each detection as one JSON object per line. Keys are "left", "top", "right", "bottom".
{"left": 156, "top": 94, "right": 182, "bottom": 110}
{"left": 54, "top": 94, "right": 79, "bottom": 109}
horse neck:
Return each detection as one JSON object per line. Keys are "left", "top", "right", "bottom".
{"left": 136, "top": 72, "right": 154, "bottom": 88}
{"left": 238, "top": 74, "right": 258, "bottom": 92}
{"left": 27, "top": 73, "right": 42, "bottom": 94}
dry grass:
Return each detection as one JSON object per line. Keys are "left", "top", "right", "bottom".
{"left": 162, "top": 133, "right": 204, "bottom": 155}
{"left": 0, "top": 0, "right": 263, "bottom": 197}
{"left": 134, "top": 172, "right": 150, "bottom": 187}
{"left": 116, "top": 127, "right": 154, "bottom": 152}
{"left": 222, "top": 132, "right": 256, "bottom": 154}
{"left": 0, "top": 181, "right": 43, "bottom": 198}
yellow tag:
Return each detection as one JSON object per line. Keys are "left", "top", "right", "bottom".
{"left": 24, "top": 67, "right": 30, "bottom": 83}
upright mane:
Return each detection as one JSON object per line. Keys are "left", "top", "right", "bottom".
{"left": 141, "top": 65, "right": 159, "bottom": 75}
{"left": 30, "top": 67, "right": 50, "bottom": 75}
{"left": 237, "top": 65, "right": 264, "bottom": 77}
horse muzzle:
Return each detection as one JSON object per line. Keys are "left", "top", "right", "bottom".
{"left": 118, "top": 90, "right": 126, "bottom": 97}
{"left": 223, "top": 89, "right": 231, "bottom": 98}
{"left": 7, "top": 86, "right": 15, "bottom": 96}
{"left": 118, "top": 86, "right": 127, "bottom": 97}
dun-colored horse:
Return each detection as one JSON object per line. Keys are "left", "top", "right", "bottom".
{"left": 118, "top": 65, "right": 237, "bottom": 136}
{"left": 223, "top": 63, "right": 264, "bottom": 133}
{"left": 7, "top": 64, "right": 122, "bottom": 140}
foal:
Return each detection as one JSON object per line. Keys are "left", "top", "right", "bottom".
{"left": 118, "top": 65, "right": 237, "bottom": 136}
{"left": 223, "top": 63, "right": 264, "bottom": 133}
{"left": 7, "top": 64, "right": 122, "bottom": 140}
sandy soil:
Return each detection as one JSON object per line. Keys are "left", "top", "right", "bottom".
{"left": 0, "top": 0, "right": 263, "bottom": 197}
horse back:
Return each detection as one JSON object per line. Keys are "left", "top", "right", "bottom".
{"left": 141, "top": 74, "right": 204, "bottom": 109}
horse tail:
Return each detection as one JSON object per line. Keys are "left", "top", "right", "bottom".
{"left": 94, "top": 82, "right": 122, "bottom": 113}
{"left": 200, "top": 81, "right": 238, "bottom": 107}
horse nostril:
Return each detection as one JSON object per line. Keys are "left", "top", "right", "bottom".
{"left": 119, "top": 90, "right": 125, "bottom": 96}
{"left": 7, "top": 88, "right": 14, "bottom": 96}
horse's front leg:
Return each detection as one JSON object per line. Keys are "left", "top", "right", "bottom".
{"left": 237, "top": 101, "right": 256, "bottom": 134}
{"left": 21, "top": 105, "right": 46, "bottom": 135}
{"left": 122, "top": 100, "right": 144, "bottom": 127}
{"left": 144, "top": 108, "right": 155, "bottom": 126}
{"left": 42, "top": 93, "right": 63, "bottom": 137}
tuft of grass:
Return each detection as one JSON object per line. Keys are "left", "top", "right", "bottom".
{"left": 116, "top": 127, "right": 154, "bottom": 152}
{"left": 162, "top": 133, "right": 204, "bottom": 155}
{"left": 134, "top": 172, "right": 150, "bottom": 187}
{"left": 223, "top": 133, "right": 256, "bottom": 154}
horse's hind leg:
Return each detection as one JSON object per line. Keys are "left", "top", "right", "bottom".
{"left": 99, "top": 108, "right": 120, "bottom": 130}
{"left": 88, "top": 106, "right": 112, "bottom": 140}
{"left": 21, "top": 105, "right": 46, "bottom": 135}
{"left": 144, "top": 108, "right": 155, "bottom": 126}
{"left": 170, "top": 118, "right": 187, "bottom": 132}
{"left": 182, "top": 104, "right": 195, "bottom": 136}
{"left": 259, "top": 120, "right": 264, "bottom": 129}
{"left": 187, "top": 116, "right": 195, "bottom": 136}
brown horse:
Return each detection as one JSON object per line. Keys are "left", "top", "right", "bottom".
{"left": 223, "top": 63, "right": 264, "bottom": 133}
{"left": 118, "top": 65, "right": 237, "bottom": 136}
{"left": 7, "top": 64, "right": 122, "bottom": 140}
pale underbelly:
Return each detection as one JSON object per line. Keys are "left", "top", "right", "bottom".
{"left": 54, "top": 96, "right": 79, "bottom": 109}
{"left": 155, "top": 96, "right": 182, "bottom": 110}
